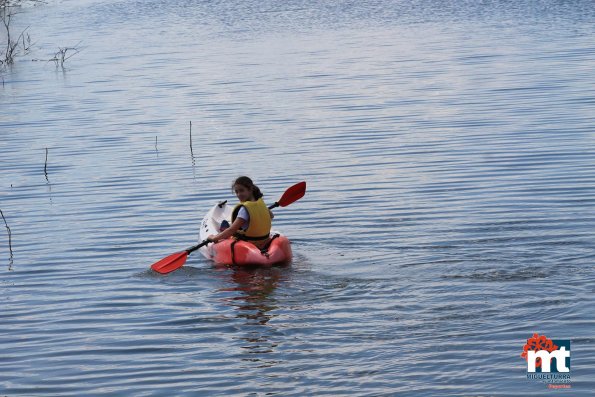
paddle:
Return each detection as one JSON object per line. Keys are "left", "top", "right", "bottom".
{"left": 268, "top": 181, "right": 306, "bottom": 210}
{"left": 150, "top": 241, "right": 209, "bottom": 275}
{"left": 151, "top": 181, "right": 306, "bottom": 274}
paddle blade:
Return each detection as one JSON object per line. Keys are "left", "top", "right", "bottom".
{"left": 151, "top": 251, "right": 188, "bottom": 274}
{"left": 278, "top": 181, "right": 306, "bottom": 207}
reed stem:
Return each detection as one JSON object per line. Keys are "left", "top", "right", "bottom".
{"left": 44, "top": 147, "right": 48, "bottom": 180}
{"left": 189, "top": 121, "right": 194, "bottom": 155}
{"left": 0, "top": 208, "right": 13, "bottom": 261}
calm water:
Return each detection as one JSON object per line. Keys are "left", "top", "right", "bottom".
{"left": 1, "top": 0, "right": 595, "bottom": 395}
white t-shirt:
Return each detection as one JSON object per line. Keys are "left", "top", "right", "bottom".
{"left": 236, "top": 206, "right": 250, "bottom": 230}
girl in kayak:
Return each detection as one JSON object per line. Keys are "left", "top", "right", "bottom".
{"left": 207, "top": 176, "right": 274, "bottom": 249}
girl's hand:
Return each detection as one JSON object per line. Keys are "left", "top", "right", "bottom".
{"left": 208, "top": 218, "right": 243, "bottom": 243}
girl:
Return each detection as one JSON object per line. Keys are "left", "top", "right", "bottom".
{"left": 207, "top": 176, "right": 274, "bottom": 249}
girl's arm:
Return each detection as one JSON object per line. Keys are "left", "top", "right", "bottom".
{"left": 207, "top": 217, "right": 246, "bottom": 242}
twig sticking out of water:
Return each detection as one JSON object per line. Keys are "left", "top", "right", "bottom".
{"left": 189, "top": 121, "right": 194, "bottom": 156}
{"left": 49, "top": 43, "right": 81, "bottom": 68}
{"left": 0, "top": 208, "right": 13, "bottom": 264}
{"left": 44, "top": 147, "right": 49, "bottom": 181}
{"left": 189, "top": 121, "right": 196, "bottom": 171}
{"left": 1, "top": 7, "right": 30, "bottom": 67}
{"left": 155, "top": 135, "right": 158, "bottom": 152}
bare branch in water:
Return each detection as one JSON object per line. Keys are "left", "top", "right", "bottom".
{"left": 2, "top": 4, "right": 75, "bottom": 73}
{"left": 44, "top": 147, "right": 49, "bottom": 181}
{"left": 49, "top": 45, "right": 81, "bottom": 68}
{"left": 189, "top": 121, "right": 194, "bottom": 156}
{"left": 0, "top": 208, "right": 14, "bottom": 264}
{"left": 1, "top": 3, "right": 34, "bottom": 68}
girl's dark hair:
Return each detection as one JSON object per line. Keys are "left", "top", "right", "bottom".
{"left": 232, "top": 176, "right": 263, "bottom": 200}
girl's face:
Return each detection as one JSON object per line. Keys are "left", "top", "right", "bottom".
{"left": 234, "top": 184, "right": 252, "bottom": 202}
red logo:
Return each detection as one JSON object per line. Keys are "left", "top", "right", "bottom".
{"left": 521, "top": 333, "right": 558, "bottom": 369}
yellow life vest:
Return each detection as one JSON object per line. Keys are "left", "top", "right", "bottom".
{"left": 231, "top": 198, "right": 271, "bottom": 241}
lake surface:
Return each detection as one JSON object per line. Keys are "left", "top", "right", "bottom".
{"left": 1, "top": 0, "right": 594, "bottom": 395}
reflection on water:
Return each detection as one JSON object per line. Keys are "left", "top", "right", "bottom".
{"left": 218, "top": 265, "right": 285, "bottom": 326}
{"left": 216, "top": 265, "right": 289, "bottom": 368}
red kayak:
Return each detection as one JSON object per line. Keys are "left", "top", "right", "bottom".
{"left": 199, "top": 201, "right": 292, "bottom": 266}
{"left": 150, "top": 181, "right": 305, "bottom": 274}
